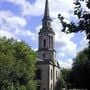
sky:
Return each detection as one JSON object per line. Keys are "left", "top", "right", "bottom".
{"left": 0, "top": 0, "right": 88, "bottom": 68}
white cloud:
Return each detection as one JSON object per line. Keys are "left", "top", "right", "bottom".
{"left": 81, "top": 32, "right": 88, "bottom": 45}
{"left": 15, "top": 29, "right": 36, "bottom": 41}
{"left": 2, "top": 0, "right": 75, "bottom": 18}
{"left": 78, "top": 31, "right": 88, "bottom": 52}
{"left": 52, "top": 19, "right": 77, "bottom": 58}
{"left": 0, "top": 29, "right": 16, "bottom": 38}
{"left": 58, "top": 59, "right": 73, "bottom": 69}
{"left": 58, "top": 52, "right": 65, "bottom": 57}
{"left": 0, "top": 11, "right": 27, "bottom": 29}
{"left": 0, "top": 10, "right": 36, "bottom": 41}
{"left": 2, "top": 0, "right": 44, "bottom": 16}
{"left": 0, "top": 0, "right": 88, "bottom": 68}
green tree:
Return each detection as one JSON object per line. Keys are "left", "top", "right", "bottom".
{"left": 58, "top": 0, "right": 90, "bottom": 46}
{"left": 60, "top": 68, "right": 71, "bottom": 89}
{"left": 58, "top": 1, "right": 90, "bottom": 88}
{"left": 0, "top": 37, "right": 36, "bottom": 90}
{"left": 68, "top": 47, "right": 90, "bottom": 89}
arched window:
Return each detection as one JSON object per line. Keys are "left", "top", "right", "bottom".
{"left": 56, "top": 71, "right": 58, "bottom": 79}
{"left": 43, "top": 39, "right": 46, "bottom": 48}
{"left": 36, "top": 69, "right": 41, "bottom": 80}
{"left": 51, "top": 69, "right": 52, "bottom": 80}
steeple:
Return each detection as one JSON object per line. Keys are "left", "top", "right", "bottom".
{"left": 36, "top": 1, "right": 60, "bottom": 90}
{"left": 42, "top": 0, "right": 52, "bottom": 28}
{"left": 44, "top": 0, "right": 50, "bottom": 19}
{"left": 37, "top": 0, "right": 56, "bottom": 61}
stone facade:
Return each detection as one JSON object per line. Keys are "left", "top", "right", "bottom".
{"left": 36, "top": 61, "right": 60, "bottom": 90}
{"left": 36, "top": 0, "right": 60, "bottom": 90}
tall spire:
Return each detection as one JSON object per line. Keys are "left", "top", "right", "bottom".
{"left": 44, "top": 0, "right": 50, "bottom": 19}
{"left": 42, "top": 0, "right": 52, "bottom": 28}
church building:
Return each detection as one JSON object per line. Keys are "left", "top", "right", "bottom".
{"left": 36, "top": 0, "right": 60, "bottom": 90}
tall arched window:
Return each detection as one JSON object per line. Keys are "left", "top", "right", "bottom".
{"left": 56, "top": 71, "right": 58, "bottom": 80}
{"left": 51, "top": 69, "right": 52, "bottom": 80}
{"left": 43, "top": 39, "right": 46, "bottom": 48}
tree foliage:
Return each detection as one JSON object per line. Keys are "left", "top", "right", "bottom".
{"left": 58, "top": 1, "right": 90, "bottom": 88}
{"left": 60, "top": 68, "right": 71, "bottom": 89}
{"left": 67, "top": 47, "right": 90, "bottom": 89}
{"left": 58, "top": 0, "right": 90, "bottom": 43}
{"left": 0, "top": 37, "right": 36, "bottom": 90}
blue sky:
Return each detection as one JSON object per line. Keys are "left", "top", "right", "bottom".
{"left": 0, "top": 0, "right": 88, "bottom": 68}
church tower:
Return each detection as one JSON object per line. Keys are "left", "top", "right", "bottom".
{"left": 37, "top": 0, "right": 56, "bottom": 61}
{"left": 36, "top": 0, "right": 60, "bottom": 90}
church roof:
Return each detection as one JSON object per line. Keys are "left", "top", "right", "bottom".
{"left": 36, "top": 58, "right": 60, "bottom": 68}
